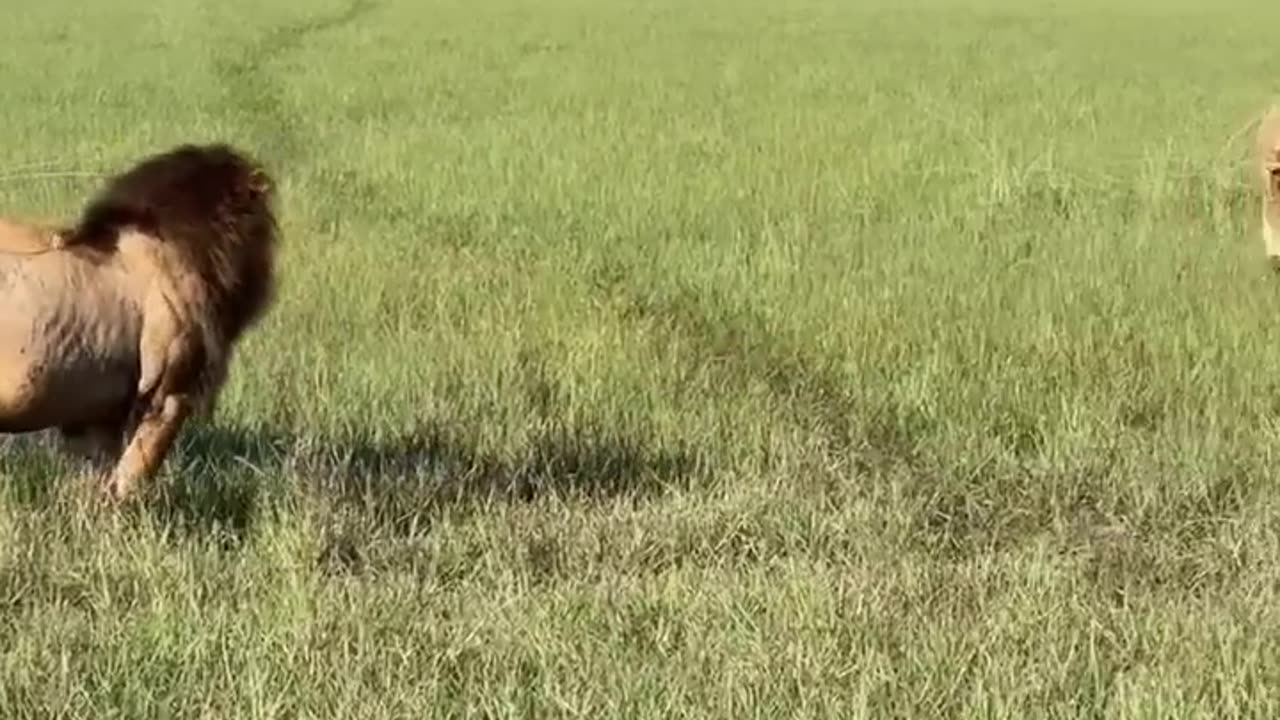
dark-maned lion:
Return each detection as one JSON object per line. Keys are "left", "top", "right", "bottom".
{"left": 1256, "top": 105, "right": 1280, "bottom": 269}
{"left": 0, "top": 143, "right": 280, "bottom": 501}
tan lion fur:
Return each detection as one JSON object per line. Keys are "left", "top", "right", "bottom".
{"left": 0, "top": 143, "right": 280, "bottom": 500}
{"left": 0, "top": 218, "right": 63, "bottom": 254}
{"left": 1255, "top": 105, "right": 1280, "bottom": 268}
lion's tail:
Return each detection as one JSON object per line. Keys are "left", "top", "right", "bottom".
{"left": 64, "top": 143, "right": 276, "bottom": 248}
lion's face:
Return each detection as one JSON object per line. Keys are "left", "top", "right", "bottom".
{"left": 1257, "top": 110, "right": 1280, "bottom": 270}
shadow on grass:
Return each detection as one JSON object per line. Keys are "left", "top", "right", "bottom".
{"left": 135, "top": 416, "right": 704, "bottom": 548}
{"left": 2, "top": 340, "right": 704, "bottom": 553}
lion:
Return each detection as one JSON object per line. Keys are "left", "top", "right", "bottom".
{"left": 0, "top": 143, "right": 280, "bottom": 501}
{"left": 1256, "top": 105, "right": 1280, "bottom": 269}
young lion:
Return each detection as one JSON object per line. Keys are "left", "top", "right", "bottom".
{"left": 1256, "top": 105, "right": 1280, "bottom": 269}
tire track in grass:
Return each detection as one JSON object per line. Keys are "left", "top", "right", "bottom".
{"left": 211, "top": 0, "right": 378, "bottom": 169}
{"left": 598, "top": 270, "right": 1253, "bottom": 567}
{"left": 590, "top": 265, "right": 1111, "bottom": 559}
{"left": 591, "top": 267, "right": 906, "bottom": 471}
{"left": 187, "top": 0, "right": 710, "bottom": 524}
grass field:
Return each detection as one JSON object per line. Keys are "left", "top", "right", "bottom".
{"left": 4, "top": 0, "right": 1280, "bottom": 716}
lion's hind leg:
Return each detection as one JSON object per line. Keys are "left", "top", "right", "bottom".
{"left": 58, "top": 420, "right": 128, "bottom": 467}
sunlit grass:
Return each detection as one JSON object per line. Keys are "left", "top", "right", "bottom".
{"left": 3, "top": 0, "right": 1280, "bottom": 716}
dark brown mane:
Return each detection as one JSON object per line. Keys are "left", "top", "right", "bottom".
{"left": 62, "top": 143, "right": 281, "bottom": 342}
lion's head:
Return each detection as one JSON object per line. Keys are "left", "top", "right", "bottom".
{"left": 62, "top": 143, "right": 281, "bottom": 347}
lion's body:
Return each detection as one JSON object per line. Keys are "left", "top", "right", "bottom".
{"left": 0, "top": 144, "right": 280, "bottom": 500}
{"left": 0, "top": 245, "right": 141, "bottom": 433}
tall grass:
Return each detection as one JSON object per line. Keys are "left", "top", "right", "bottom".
{"left": 3, "top": 0, "right": 1280, "bottom": 716}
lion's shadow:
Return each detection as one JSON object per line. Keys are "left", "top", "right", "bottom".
{"left": 137, "top": 418, "right": 704, "bottom": 545}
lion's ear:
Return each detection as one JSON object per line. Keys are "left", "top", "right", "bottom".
{"left": 1268, "top": 161, "right": 1280, "bottom": 197}
{"left": 246, "top": 168, "right": 273, "bottom": 197}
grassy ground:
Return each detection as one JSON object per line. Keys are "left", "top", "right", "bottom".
{"left": 3, "top": 0, "right": 1280, "bottom": 716}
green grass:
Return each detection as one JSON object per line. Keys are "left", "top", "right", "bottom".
{"left": 4, "top": 0, "right": 1280, "bottom": 715}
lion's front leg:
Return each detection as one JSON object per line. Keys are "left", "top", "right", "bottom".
{"left": 106, "top": 392, "right": 193, "bottom": 501}
{"left": 106, "top": 318, "right": 206, "bottom": 502}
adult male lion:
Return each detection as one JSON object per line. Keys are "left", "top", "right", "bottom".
{"left": 1256, "top": 106, "right": 1280, "bottom": 269}
{"left": 0, "top": 143, "right": 280, "bottom": 501}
